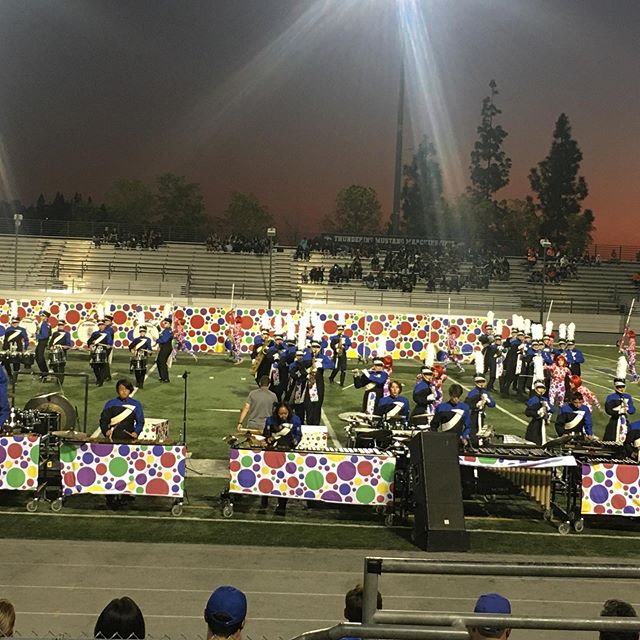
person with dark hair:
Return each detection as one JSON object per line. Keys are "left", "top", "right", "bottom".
{"left": 0, "top": 598, "right": 15, "bottom": 637}
{"left": 237, "top": 375, "right": 277, "bottom": 435}
{"left": 468, "top": 593, "right": 512, "bottom": 640}
{"left": 344, "top": 584, "right": 382, "bottom": 624}
{"left": 432, "top": 383, "right": 471, "bottom": 440}
{"left": 264, "top": 403, "right": 302, "bottom": 449}
{"left": 35, "top": 309, "right": 52, "bottom": 380}
{"left": 99, "top": 379, "right": 145, "bottom": 442}
{"left": 353, "top": 358, "right": 388, "bottom": 415}
{"left": 155, "top": 317, "right": 174, "bottom": 383}
{"left": 555, "top": 390, "right": 593, "bottom": 438}
{"left": 376, "top": 380, "right": 410, "bottom": 424}
{"left": 94, "top": 597, "right": 144, "bottom": 639}
{"left": 600, "top": 599, "right": 639, "bottom": 640}
{"left": 204, "top": 586, "right": 247, "bottom": 640}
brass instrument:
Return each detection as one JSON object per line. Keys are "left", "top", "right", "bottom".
{"left": 308, "top": 356, "right": 319, "bottom": 385}
{"left": 250, "top": 342, "right": 269, "bottom": 376}
{"left": 336, "top": 337, "right": 345, "bottom": 356}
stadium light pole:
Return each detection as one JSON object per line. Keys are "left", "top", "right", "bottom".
{"left": 539, "top": 238, "right": 551, "bottom": 323}
{"left": 267, "top": 227, "right": 277, "bottom": 310}
{"left": 13, "top": 213, "right": 23, "bottom": 290}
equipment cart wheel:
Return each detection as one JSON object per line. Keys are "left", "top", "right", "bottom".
{"left": 557, "top": 521, "right": 571, "bottom": 535}
{"left": 573, "top": 518, "right": 585, "bottom": 533}
{"left": 50, "top": 498, "right": 64, "bottom": 513}
{"left": 26, "top": 499, "right": 39, "bottom": 513}
{"left": 543, "top": 509, "right": 553, "bottom": 521}
{"left": 384, "top": 514, "right": 394, "bottom": 527}
{"left": 171, "top": 503, "right": 183, "bottom": 517}
{"left": 222, "top": 503, "right": 234, "bottom": 518}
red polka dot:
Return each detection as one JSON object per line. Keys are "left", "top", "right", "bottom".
{"left": 367, "top": 336, "right": 375, "bottom": 343}
{"left": 389, "top": 329, "right": 398, "bottom": 338}
{"left": 324, "top": 320, "right": 337, "bottom": 335}
{"left": 370, "top": 321, "right": 383, "bottom": 335}
{"left": 326, "top": 472, "right": 337, "bottom": 484}
{"left": 467, "top": 334, "right": 477, "bottom": 342}
{"left": 7, "top": 444, "right": 22, "bottom": 459}
{"left": 30, "top": 299, "right": 38, "bottom": 307}
{"left": 113, "top": 310, "right": 127, "bottom": 325}
{"left": 264, "top": 451, "right": 286, "bottom": 469}
{"left": 582, "top": 476, "right": 592, "bottom": 488}
{"left": 146, "top": 478, "right": 170, "bottom": 495}
{"left": 188, "top": 330, "right": 196, "bottom": 337}
{"left": 357, "top": 461, "right": 373, "bottom": 476}
{"left": 64, "top": 471, "right": 75, "bottom": 487}
{"left": 407, "top": 350, "right": 414, "bottom": 357}
{"left": 611, "top": 494, "right": 627, "bottom": 510}
{"left": 240, "top": 316, "right": 254, "bottom": 330}
{"left": 431, "top": 319, "right": 441, "bottom": 330}
{"left": 287, "top": 477, "right": 298, "bottom": 488}
{"left": 84, "top": 302, "right": 92, "bottom": 309}
{"left": 259, "top": 478, "right": 274, "bottom": 493}
{"left": 430, "top": 331, "right": 440, "bottom": 344}
{"left": 594, "top": 504, "right": 606, "bottom": 514}
{"left": 96, "top": 463, "right": 107, "bottom": 475}
{"left": 135, "top": 459, "right": 146, "bottom": 471}
{"left": 230, "top": 460, "right": 240, "bottom": 472}
{"left": 17, "top": 308, "right": 26, "bottom": 319}
{"left": 211, "top": 323, "right": 220, "bottom": 332}
{"left": 190, "top": 315, "right": 205, "bottom": 329}
{"left": 616, "top": 465, "right": 639, "bottom": 484}
{"left": 175, "top": 309, "right": 185, "bottom": 319}
{"left": 358, "top": 317, "right": 366, "bottom": 330}
{"left": 160, "top": 452, "right": 176, "bottom": 467}
{"left": 0, "top": 314, "right": 8, "bottom": 324}
{"left": 417, "top": 329, "right": 427, "bottom": 339}
{"left": 400, "top": 321, "right": 412, "bottom": 335}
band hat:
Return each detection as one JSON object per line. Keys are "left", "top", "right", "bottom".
{"left": 11, "top": 316, "right": 20, "bottom": 322}
{"left": 337, "top": 324, "right": 345, "bottom": 329}
{"left": 533, "top": 379, "right": 546, "bottom": 389}
{"left": 311, "top": 340, "right": 322, "bottom": 348}
{"left": 103, "top": 314, "right": 113, "bottom": 321}
{"left": 139, "top": 326, "right": 147, "bottom": 331}
{"left": 40, "top": 310, "right": 51, "bottom": 317}
{"left": 474, "top": 373, "right": 487, "bottom": 382}
{"left": 205, "top": 586, "right": 247, "bottom": 629}
{"left": 163, "top": 316, "right": 172, "bottom": 323}
{"left": 614, "top": 378, "right": 627, "bottom": 387}
{"left": 473, "top": 592, "right": 511, "bottom": 637}
{"left": 421, "top": 366, "right": 433, "bottom": 375}
{"left": 274, "top": 333, "right": 284, "bottom": 339}
{"left": 295, "top": 349, "right": 304, "bottom": 356}
{"left": 372, "top": 357, "right": 384, "bottom": 366}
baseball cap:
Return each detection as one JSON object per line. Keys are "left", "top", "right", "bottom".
{"left": 205, "top": 586, "right": 247, "bottom": 629}
{"left": 473, "top": 593, "right": 511, "bottom": 637}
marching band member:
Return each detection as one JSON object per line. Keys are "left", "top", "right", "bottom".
{"left": 376, "top": 380, "right": 410, "bottom": 425}
{"left": 569, "top": 375, "right": 601, "bottom": 412}
{"left": 524, "top": 377, "right": 553, "bottom": 445}
{"left": 353, "top": 357, "right": 388, "bottom": 415}
{"left": 604, "top": 358, "right": 637, "bottom": 442}
{"left": 329, "top": 325, "right": 351, "bottom": 386}
{"left": 48, "top": 308, "right": 71, "bottom": 385}
{"left": 99, "top": 378, "right": 145, "bottom": 441}
{"left": 464, "top": 353, "right": 496, "bottom": 445}
{"left": 555, "top": 391, "right": 593, "bottom": 438}
{"left": 545, "top": 353, "right": 571, "bottom": 408}
{"left": 88, "top": 319, "right": 109, "bottom": 386}
{"left": 431, "top": 384, "right": 471, "bottom": 441}
{"left": 445, "top": 326, "right": 465, "bottom": 372}
{"left": 541, "top": 321, "right": 555, "bottom": 365}
{"left": 411, "top": 362, "right": 437, "bottom": 427}
{"left": 251, "top": 331, "right": 272, "bottom": 385}
{"left": 499, "top": 317, "right": 522, "bottom": 397}
{"left": 287, "top": 349, "right": 307, "bottom": 419}
{"left": 478, "top": 311, "right": 495, "bottom": 348}
{"left": 35, "top": 307, "right": 52, "bottom": 380}
{"left": 2, "top": 305, "right": 29, "bottom": 381}
{"left": 484, "top": 329, "right": 504, "bottom": 393}
{"left": 156, "top": 315, "right": 174, "bottom": 383}
{"left": 301, "top": 340, "right": 334, "bottom": 425}
{"left": 129, "top": 316, "right": 152, "bottom": 389}
{"left": 102, "top": 307, "right": 115, "bottom": 382}
{"left": 620, "top": 328, "right": 639, "bottom": 382}
{"left": 565, "top": 323, "right": 584, "bottom": 376}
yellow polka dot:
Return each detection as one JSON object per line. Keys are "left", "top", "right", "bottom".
{"left": 27, "top": 466, "right": 38, "bottom": 479}
{"left": 377, "top": 482, "right": 388, "bottom": 495}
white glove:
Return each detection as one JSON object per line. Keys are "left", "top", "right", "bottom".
{"left": 426, "top": 394, "right": 435, "bottom": 402}
{"left": 315, "top": 358, "right": 323, "bottom": 366}
{"left": 537, "top": 407, "right": 546, "bottom": 417}
{"left": 615, "top": 404, "right": 626, "bottom": 414}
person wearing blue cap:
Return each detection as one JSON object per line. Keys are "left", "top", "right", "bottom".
{"left": 204, "top": 586, "right": 247, "bottom": 640}
{"left": 468, "top": 593, "right": 512, "bottom": 640}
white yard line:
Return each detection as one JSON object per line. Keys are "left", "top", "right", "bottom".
{"left": 321, "top": 408, "right": 341, "bottom": 447}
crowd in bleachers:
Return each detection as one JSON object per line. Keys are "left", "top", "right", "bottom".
{"left": 93, "top": 227, "right": 164, "bottom": 250}
{"left": 205, "top": 233, "right": 270, "bottom": 254}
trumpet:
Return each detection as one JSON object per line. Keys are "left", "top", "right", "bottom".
{"left": 336, "top": 337, "right": 344, "bottom": 356}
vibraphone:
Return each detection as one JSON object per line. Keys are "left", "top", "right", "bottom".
{"left": 223, "top": 446, "right": 396, "bottom": 517}
{"left": 460, "top": 445, "right": 577, "bottom": 511}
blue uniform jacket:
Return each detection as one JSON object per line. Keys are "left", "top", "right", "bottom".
{"left": 466, "top": 386, "right": 496, "bottom": 408}
{"left": 4, "top": 326, "right": 29, "bottom": 350}
{"left": 157, "top": 328, "right": 173, "bottom": 345}
{"left": 556, "top": 402, "right": 593, "bottom": 436}
{"left": 100, "top": 396, "right": 145, "bottom": 435}
{"left": 36, "top": 321, "right": 51, "bottom": 341}
{"left": 264, "top": 414, "right": 302, "bottom": 446}
{"left": 50, "top": 330, "right": 72, "bottom": 347}
{"left": 376, "top": 394, "right": 410, "bottom": 420}
{"left": 433, "top": 401, "right": 471, "bottom": 438}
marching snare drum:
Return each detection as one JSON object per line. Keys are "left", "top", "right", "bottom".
{"left": 48, "top": 345, "right": 66, "bottom": 365}
{"left": 90, "top": 345, "right": 107, "bottom": 364}
{"left": 130, "top": 351, "right": 147, "bottom": 371}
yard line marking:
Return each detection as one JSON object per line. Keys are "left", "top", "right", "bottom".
{"left": 583, "top": 352, "right": 621, "bottom": 364}
{"left": 447, "top": 375, "right": 527, "bottom": 425}
{"left": 206, "top": 408, "right": 240, "bottom": 412}
{"left": 321, "top": 408, "right": 341, "bottom": 447}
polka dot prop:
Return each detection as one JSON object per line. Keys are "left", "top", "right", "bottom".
{"left": 59, "top": 442, "right": 186, "bottom": 497}
{"left": 297, "top": 426, "right": 329, "bottom": 450}
{"left": 0, "top": 435, "right": 40, "bottom": 491}
{"left": 0, "top": 298, "right": 504, "bottom": 358}
{"left": 581, "top": 463, "right": 640, "bottom": 516}
{"left": 229, "top": 447, "right": 396, "bottom": 505}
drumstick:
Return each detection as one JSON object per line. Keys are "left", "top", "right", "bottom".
{"left": 96, "top": 287, "right": 110, "bottom": 306}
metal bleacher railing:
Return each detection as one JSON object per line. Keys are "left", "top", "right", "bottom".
{"left": 291, "top": 557, "right": 640, "bottom": 640}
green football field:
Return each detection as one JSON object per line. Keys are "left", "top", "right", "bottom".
{"left": 3, "top": 344, "right": 640, "bottom": 557}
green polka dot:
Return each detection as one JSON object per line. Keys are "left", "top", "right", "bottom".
{"left": 478, "top": 457, "right": 498, "bottom": 465}
{"left": 594, "top": 471, "right": 605, "bottom": 483}
{"left": 109, "top": 457, "right": 128, "bottom": 477}
{"left": 30, "top": 444, "right": 41, "bottom": 464}
{"left": 380, "top": 462, "right": 396, "bottom": 482}
{"left": 356, "top": 485, "right": 375, "bottom": 504}
{"left": 241, "top": 455, "right": 252, "bottom": 468}
{"left": 305, "top": 470, "right": 324, "bottom": 490}
{"left": 287, "top": 453, "right": 296, "bottom": 460}
{"left": 197, "top": 336, "right": 204, "bottom": 343}
{"left": 6, "top": 467, "right": 25, "bottom": 488}
{"left": 136, "top": 487, "right": 144, "bottom": 494}
{"left": 59, "top": 444, "right": 77, "bottom": 463}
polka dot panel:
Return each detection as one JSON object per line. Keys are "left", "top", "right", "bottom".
{"left": 229, "top": 448, "right": 395, "bottom": 505}
{"left": 0, "top": 435, "right": 40, "bottom": 490}
{"left": 59, "top": 442, "right": 186, "bottom": 497}
{"left": 581, "top": 464, "right": 640, "bottom": 517}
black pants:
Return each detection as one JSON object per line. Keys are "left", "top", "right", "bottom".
{"left": 156, "top": 344, "right": 172, "bottom": 382}
{"left": 91, "top": 361, "right": 107, "bottom": 385}
{"left": 4, "top": 361, "right": 20, "bottom": 382}
{"left": 131, "top": 366, "right": 146, "bottom": 388}
{"left": 329, "top": 355, "right": 347, "bottom": 386}
{"left": 51, "top": 362, "right": 66, "bottom": 385}
{"left": 35, "top": 340, "right": 48, "bottom": 376}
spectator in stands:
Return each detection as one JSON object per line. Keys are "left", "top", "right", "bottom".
{"left": 600, "top": 599, "right": 639, "bottom": 640}
{"left": 468, "top": 593, "right": 512, "bottom": 640}
{"left": 204, "top": 586, "right": 247, "bottom": 640}
{"left": 0, "top": 599, "right": 15, "bottom": 637}
{"left": 94, "top": 596, "right": 145, "bottom": 639}
{"left": 631, "top": 272, "right": 640, "bottom": 290}
{"left": 344, "top": 584, "right": 383, "bottom": 624}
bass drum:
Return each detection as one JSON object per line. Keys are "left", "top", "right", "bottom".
{"left": 77, "top": 319, "right": 99, "bottom": 344}
{"left": 21, "top": 318, "right": 38, "bottom": 340}
{"left": 24, "top": 393, "right": 76, "bottom": 430}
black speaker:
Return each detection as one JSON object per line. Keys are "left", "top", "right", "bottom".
{"left": 407, "top": 431, "right": 469, "bottom": 552}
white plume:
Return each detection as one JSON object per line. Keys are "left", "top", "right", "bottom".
{"left": 533, "top": 354, "right": 545, "bottom": 382}
{"left": 377, "top": 333, "right": 386, "bottom": 357}
{"left": 567, "top": 322, "right": 576, "bottom": 342}
{"left": 286, "top": 316, "right": 297, "bottom": 341}
{"left": 475, "top": 350, "right": 485, "bottom": 376}
{"left": 558, "top": 323, "right": 567, "bottom": 340}
{"left": 162, "top": 304, "right": 172, "bottom": 319}
{"left": 545, "top": 320, "right": 553, "bottom": 337}
{"left": 9, "top": 301, "right": 18, "bottom": 318}
{"left": 297, "top": 314, "right": 308, "bottom": 351}
{"left": 137, "top": 311, "right": 145, "bottom": 326}
{"left": 495, "top": 320, "right": 503, "bottom": 337}
{"left": 425, "top": 342, "right": 435, "bottom": 367}
{"left": 511, "top": 314, "right": 518, "bottom": 330}
{"left": 42, "top": 297, "right": 52, "bottom": 312}
{"left": 273, "top": 314, "right": 284, "bottom": 334}
{"left": 531, "top": 323, "right": 543, "bottom": 342}
{"left": 336, "top": 311, "right": 345, "bottom": 326}
{"left": 313, "top": 321, "right": 323, "bottom": 342}
{"left": 617, "top": 355, "right": 627, "bottom": 381}
{"left": 58, "top": 303, "right": 67, "bottom": 318}
{"left": 487, "top": 310, "right": 495, "bottom": 327}
{"left": 96, "top": 304, "right": 104, "bottom": 320}
{"left": 524, "top": 318, "right": 531, "bottom": 335}
{"left": 260, "top": 312, "right": 270, "bottom": 330}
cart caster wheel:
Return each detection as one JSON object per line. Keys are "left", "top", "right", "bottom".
{"left": 222, "top": 504, "right": 234, "bottom": 518}
{"left": 543, "top": 509, "right": 553, "bottom": 521}
{"left": 375, "top": 505, "right": 385, "bottom": 516}
{"left": 558, "top": 521, "right": 571, "bottom": 535}
{"left": 26, "top": 500, "right": 38, "bottom": 513}
{"left": 51, "top": 498, "right": 63, "bottom": 513}
{"left": 171, "top": 503, "right": 183, "bottom": 517}
{"left": 573, "top": 519, "right": 585, "bottom": 533}
{"left": 384, "top": 514, "right": 394, "bottom": 527}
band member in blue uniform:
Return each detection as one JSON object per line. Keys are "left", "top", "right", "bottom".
{"left": 88, "top": 319, "right": 109, "bottom": 386}
{"left": 555, "top": 391, "right": 593, "bottom": 438}
{"left": 431, "top": 383, "right": 471, "bottom": 441}
{"left": 484, "top": 335, "right": 504, "bottom": 392}
{"left": 287, "top": 349, "right": 307, "bottom": 418}
{"left": 302, "top": 341, "right": 334, "bottom": 425}
{"left": 2, "top": 315, "right": 29, "bottom": 381}
{"left": 353, "top": 358, "right": 388, "bottom": 415}
{"left": 499, "top": 328, "right": 521, "bottom": 397}
{"left": 48, "top": 321, "right": 72, "bottom": 384}
{"left": 99, "top": 378, "right": 145, "bottom": 441}
{"left": 604, "top": 378, "right": 637, "bottom": 442}
{"left": 464, "top": 372, "right": 496, "bottom": 445}
{"left": 129, "top": 326, "right": 152, "bottom": 389}
{"left": 35, "top": 310, "right": 52, "bottom": 380}
{"left": 103, "top": 313, "right": 115, "bottom": 382}
{"left": 524, "top": 379, "right": 553, "bottom": 445}
{"left": 251, "top": 333, "right": 273, "bottom": 384}
{"left": 329, "top": 325, "right": 351, "bottom": 387}
{"left": 156, "top": 317, "right": 174, "bottom": 383}
{"left": 565, "top": 340, "right": 585, "bottom": 376}
{"left": 376, "top": 380, "right": 410, "bottom": 425}
{"left": 411, "top": 365, "right": 437, "bottom": 426}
